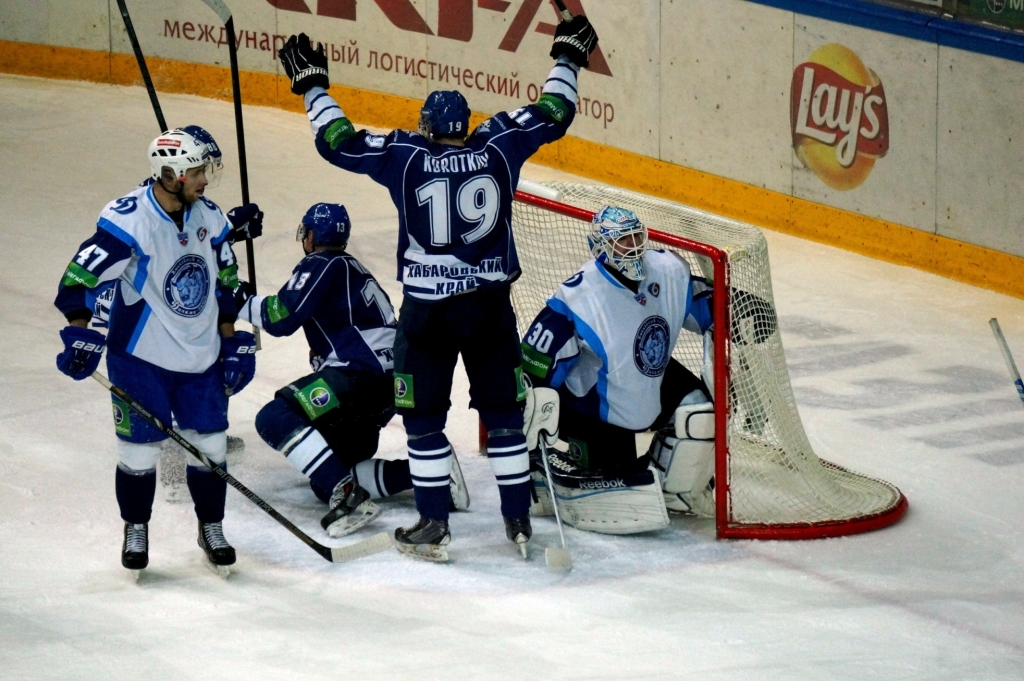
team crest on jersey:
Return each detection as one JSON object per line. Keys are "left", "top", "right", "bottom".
{"left": 633, "top": 316, "right": 671, "bottom": 377}
{"left": 634, "top": 293, "right": 647, "bottom": 306}
{"left": 163, "top": 255, "right": 210, "bottom": 317}
{"left": 198, "top": 227, "right": 208, "bottom": 242}
{"left": 648, "top": 282, "right": 660, "bottom": 297}
{"left": 178, "top": 231, "right": 189, "bottom": 246}
{"left": 563, "top": 272, "right": 584, "bottom": 288}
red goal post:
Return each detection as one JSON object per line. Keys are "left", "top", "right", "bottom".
{"left": 504, "top": 185, "right": 908, "bottom": 540}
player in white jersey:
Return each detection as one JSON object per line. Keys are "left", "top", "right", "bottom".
{"left": 520, "top": 207, "right": 719, "bottom": 533}
{"left": 54, "top": 130, "right": 257, "bottom": 573}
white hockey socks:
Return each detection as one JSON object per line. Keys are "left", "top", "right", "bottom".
{"left": 279, "top": 426, "right": 334, "bottom": 476}
{"left": 180, "top": 430, "right": 227, "bottom": 469}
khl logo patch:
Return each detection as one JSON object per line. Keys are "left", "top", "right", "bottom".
{"left": 163, "top": 254, "right": 210, "bottom": 317}
{"left": 633, "top": 316, "right": 670, "bottom": 378}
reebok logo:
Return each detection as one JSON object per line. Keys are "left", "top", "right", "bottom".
{"left": 580, "top": 479, "right": 625, "bottom": 490}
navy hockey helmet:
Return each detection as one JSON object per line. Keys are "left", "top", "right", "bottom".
{"left": 588, "top": 205, "right": 649, "bottom": 281}
{"left": 297, "top": 203, "right": 351, "bottom": 248}
{"left": 178, "top": 125, "right": 223, "bottom": 172}
{"left": 419, "top": 90, "right": 470, "bottom": 139}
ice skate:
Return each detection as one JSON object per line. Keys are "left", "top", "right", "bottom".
{"left": 394, "top": 517, "right": 451, "bottom": 562}
{"left": 121, "top": 522, "right": 149, "bottom": 575}
{"left": 449, "top": 450, "right": 470, "bottom": 511}
{"left": 320, "top": 478, "right": 381, "bottom": 538}
{"left": 504, "top": 515, "right": 532, "bottom": 559}
{"left": 197, "top": 521, "right": 236, "bottom": 577}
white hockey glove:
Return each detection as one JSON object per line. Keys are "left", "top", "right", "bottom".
{"left": 524, "top": 387, "right": 560, "bottom": 451}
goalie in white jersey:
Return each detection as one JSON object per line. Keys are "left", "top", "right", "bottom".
{"left": 520, "top": 206, "right": 718, "bottom": 534}
{"left": 54, "top": 130, "right": 257, "bottom": 573}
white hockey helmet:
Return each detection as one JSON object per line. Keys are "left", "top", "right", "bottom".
{"left": 588, "top": 205, "right": 649, "bottom": 281}
{"left": 148, "top": 129, "right": 212, "bottom": 182}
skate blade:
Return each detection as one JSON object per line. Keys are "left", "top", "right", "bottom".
{"left": 395, "top": 541, "right": 450, "bottom": 563}
{"left": 515, "top": 535, "right": 529, "bottom": 560}
{"left": 545, "top": 546, "right": 572, "bottom": 571}
{"left": 326, "top": 501, "right": 383, "bottom": 538}
{"left": 126, "top": 568, "right": 144, "bottom": 583}
{"left": 204, "top": 561, "right": 232, "bottom": 579}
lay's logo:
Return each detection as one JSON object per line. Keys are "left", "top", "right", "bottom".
{"left": 790, "top": 44, "right": 889, "bottom": 191}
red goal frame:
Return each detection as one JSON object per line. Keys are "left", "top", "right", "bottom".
{"left": 498, "top": 190, "right": 908, "bottom": 540}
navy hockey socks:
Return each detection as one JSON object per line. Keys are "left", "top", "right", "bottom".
{"left": 354, "top": 458, "right": 412, "bottom": 499}
{"left": 408, "top": 432, "right": 453, "bottom": 521}
{"left": 115, "top": 464, "right": 157, "bottom": 524}
{"left": 486, "top": 432, "right": 531, "bottom": 518}
{"left": 307, "top": 453, "right": 350, "bottom": 500}
{"left": 186, "top": 464, "right": 227, "bottom": 523}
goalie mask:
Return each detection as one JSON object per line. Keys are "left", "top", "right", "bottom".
{"left": 419, "top": 90, "right": 470, "bottom": 140}
{"left": 588, "top": 206, "right": 649, "bottom": 282}
{"left": 148, "top": 130, "right": 214, "bottom": 184}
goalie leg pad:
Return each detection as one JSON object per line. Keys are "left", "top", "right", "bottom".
{"left": 649, "top": 401, "right": 716, "bottom": 517}
{"left": 546, "top": 450, "right": 668, "bottom": 535}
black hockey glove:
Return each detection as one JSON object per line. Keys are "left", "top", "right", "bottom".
{"left": 232, "top": 280, "right": 256, "bottom": 312}
{"left": 227, "top": 203, "right": 263, "bottom": 244}
{"left": 278, "top": 33, "right": 329, "bottom": 95}
{"left": 549, "top": 15, "right": 598, "bottom": 68}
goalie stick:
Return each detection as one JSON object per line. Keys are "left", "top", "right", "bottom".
{"left": 200, "top": 0, "right": 261, "bottom": 349}
{"left": 114, "top": 0, "right": 167, "bottom": 132}
{"left": 92, "top": 372, "right": 392, "bottom": 563}
{"left": 539, "top": 441, "right": 572, "bottom": 571}
{"left": 989, "top": 318, "right": 1024, "bottom": 409}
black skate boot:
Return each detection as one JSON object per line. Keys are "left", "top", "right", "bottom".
{"left": 504, "top": 515, "right": 532, "bottom": 559}
{"left": 121, "top": 522, "right": 149, "bottom": 571}
{"left": 320, "top": 477, "right": 382, "bottom": 538}
{"left": 197, "top": 521, "right": 236, "bottom": 576}
{"left": 394, "top": 517, "right": 451, "bottom": 562}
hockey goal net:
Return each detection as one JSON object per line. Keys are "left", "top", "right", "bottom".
{"left": 510, "top": 183, "right": 907, "bottom": 540}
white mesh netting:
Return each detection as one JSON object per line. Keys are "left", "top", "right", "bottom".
{"left": 511, "top": 183, "right": 905, "bottom": 536}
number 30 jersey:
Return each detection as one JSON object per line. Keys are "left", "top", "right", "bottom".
{"left": 237, "top": 251, "right": 397, "bottom": 375}
{"left": 54, "top": 184, "right": 239, "bottom": 373}
{"left": 521, "top": 250, "right": 713, "bottom": 431}
{"left": 300, "top": 57, "right": 581, "bottom": 302}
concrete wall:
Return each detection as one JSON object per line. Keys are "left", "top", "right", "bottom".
{"left": 1, "top": 0, "right": 1022, "bottom": 261}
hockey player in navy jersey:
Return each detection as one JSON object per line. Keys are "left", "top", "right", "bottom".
{"left": 54, "top": 129, "right": 257, "bottom": 572}
{"left": 238, "top": 203, "right": 469, "bottom": 538}
{"left": 277, "top": 14, "right": 599, "bottom": 560}
{"left": 520, "top": 206, "right": 722, "bottom": 533}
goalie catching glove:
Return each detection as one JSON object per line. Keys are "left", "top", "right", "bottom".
{"left": 278, "top": 33, "right": 329, "bottom": 95}
{"left": 550, "top": 15, "right": 599, "bottom": 68}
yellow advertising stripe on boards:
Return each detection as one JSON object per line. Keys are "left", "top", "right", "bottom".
{"left": 3, "top": 38, "right": 1022, "bottom": 300}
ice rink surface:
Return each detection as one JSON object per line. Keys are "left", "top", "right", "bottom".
{"left": 2, "top": 74, "right": 1024, "bottom": 679}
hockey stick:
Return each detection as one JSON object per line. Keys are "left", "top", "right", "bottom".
{"left": 200, "top": 0, "right": 261, "bottom": 348}
{"left": 115, "top": 0, "right": 167, "bottom": 132}
{"left": 552, "top": 0, "right": 573, "bottom": 22}
{"left": 92, "top": 372, "right": 392, "bottom": 563}
{"left": 539, "top": 441, "right": 572, "bottom": 571}
{"left": 989, "top": 318, "right": 1024, "bottom": 408}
